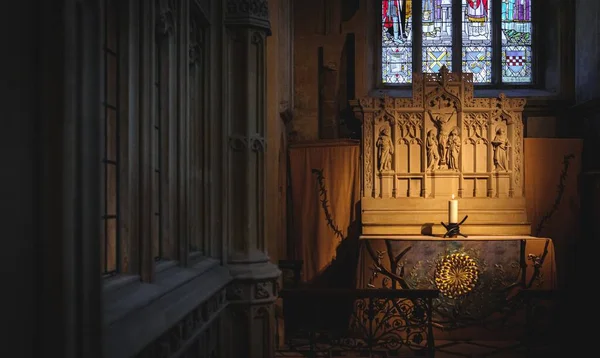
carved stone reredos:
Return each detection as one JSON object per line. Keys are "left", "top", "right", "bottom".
{"left": 350, "top": 67, "right": 529, "bottom": 236}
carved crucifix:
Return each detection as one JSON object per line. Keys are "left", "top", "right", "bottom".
{"left": 427, "top": 108, "right": 456, "bottom": 168}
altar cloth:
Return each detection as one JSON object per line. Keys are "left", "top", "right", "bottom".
{"left": 357, "top": 235, "right": 556, "bottom": 290}
{"left": 356, "top": 235, "right": 556, "bottom": 335}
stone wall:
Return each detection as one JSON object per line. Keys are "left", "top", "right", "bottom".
{"left": 2, "top": 1, "right": 47, "bottom": 357}
{"left": 266, "top": 0, "right": 293, "bottom": 266}
{"left": 575, "top": 0, "right": 600, "bottom": 170}
{"left": 292, "top": 0, "right": 363, "bottom": 141}
{"left": 560, "top": 1, "right": 600, "bottom": 347}
{"left": 574, "top": 0, "right": 600, "bottom": 299}
{"left": 575, "top": 0, "right": 600, "bottom": 104}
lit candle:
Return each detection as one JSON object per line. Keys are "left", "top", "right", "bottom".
{"left": 448, "top": 194, "right": 458, "bottom": 224}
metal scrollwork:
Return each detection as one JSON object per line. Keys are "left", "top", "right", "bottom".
{"left": 279, "top": 290, "right": 436, "bottom": 357}
{"left": 349, "top": 297, "right": 430, "bottom": 351}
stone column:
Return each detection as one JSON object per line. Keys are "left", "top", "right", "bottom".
{"left": 224, "top": 1, "right": 281, "bottom": 358}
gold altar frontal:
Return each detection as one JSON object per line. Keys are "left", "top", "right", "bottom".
{"left": 356, "top": 235, "right": 556, "bottom": 339}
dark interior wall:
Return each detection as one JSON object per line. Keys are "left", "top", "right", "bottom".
{"left": 292, "top": 0, "right": 363, "bottom": 141}
{"left": 538, "top": 0, "right": 575, "bottom": 96}
{"left": 1, "top": 2, "right": 103, "bottom": 357}
{"left": 1, "top": 2, "right": 39, "bottom": 357}
{"left": 574, "top": 0, "right": 600, "bottom": 170}
{"left": 575, "top": 0, "right": 600, "bottom": 104}
{"left": 572, "top": 2, "right": 600, "bottom": 347}
{"left": 539, "top": 0, "right": 559, "bottom": 93}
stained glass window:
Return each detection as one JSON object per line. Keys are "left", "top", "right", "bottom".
{"left": 382, "top": 0, "right": 413, "bottom": 84}
{"left": 501, "top": 0, "right": 532, "bottom": 83}
{"left": 422, "top": 0, "right": 452, "bottom": 73}
{"left": 462, "top": 0, "right": 492, "bottom": 83}
{"left": 380, "top": 0, "right": 534, "bottom": 85}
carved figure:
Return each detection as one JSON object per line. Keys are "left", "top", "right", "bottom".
{"left": 426, "top": 129, "right": 439, "bottom": 171}
{"left": 429, "top": 111, "right": 455, "bottom": 167}
{"left": 492, "top": 126, "right": 510, "bottom": 171}
{"left": 376, "top": 127, "right": 394, "bottom": 172}
{"left": 446, "top": 127, "right": 461, "bottom": 170}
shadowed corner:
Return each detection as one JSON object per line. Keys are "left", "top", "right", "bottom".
{"left": 307, "top": 200, "right": 362, "bottom": 289}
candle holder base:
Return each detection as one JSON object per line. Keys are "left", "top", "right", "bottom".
{"left": 441, "top": 215, "right": 468, "bottom": 238}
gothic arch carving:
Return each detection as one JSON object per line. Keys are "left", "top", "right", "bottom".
{"left": 425, "top": 86, "right": 462, "bottom": 114}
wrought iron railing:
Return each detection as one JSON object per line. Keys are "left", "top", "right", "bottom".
{"left": 278, "top": 288, "right": 439, "bottom": 357}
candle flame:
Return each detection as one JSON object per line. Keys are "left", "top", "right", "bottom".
{"left": 451, "top": 194, "right": 455, "bottom": 200}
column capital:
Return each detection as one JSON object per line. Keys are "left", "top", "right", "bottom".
{"left": 225, "top": 0, "right": 271, "bottom": 33}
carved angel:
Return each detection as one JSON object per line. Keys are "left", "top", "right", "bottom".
{"left": 376, "top": 127, "right": 394, "bottom": 172}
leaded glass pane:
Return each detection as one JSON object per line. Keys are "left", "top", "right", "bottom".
{"left": 422, "top": 0, "right": 452, "bottom": 73}
{"left": 423, "top": 46, "right": 452, "bottom": 73}
{"left": 501, "top": 0, "right": 532, "bottom": 83}
{"left": 462, "top": 0, "right": 492, "bottom": 83}
{"left": 382, "top": 0, "right": 413, "bottom": 84}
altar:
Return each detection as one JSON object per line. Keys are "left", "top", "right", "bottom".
{"left": 282, "top": 68, "right": 569, "bottom": 355}
{"left": 347, "top": 68, "right": 558, "bottom": 339}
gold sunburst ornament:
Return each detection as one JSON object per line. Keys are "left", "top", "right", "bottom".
{"left": 435, "top": 253, "right": 479, "bottom": 298}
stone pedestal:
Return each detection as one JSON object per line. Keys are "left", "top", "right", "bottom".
{"left": 224, "top": 1, "right": 280, "bottom": 358}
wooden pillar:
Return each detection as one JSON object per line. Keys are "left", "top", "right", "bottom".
{"left": 224, "top": 1, "right": 280, "bottom": 358}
